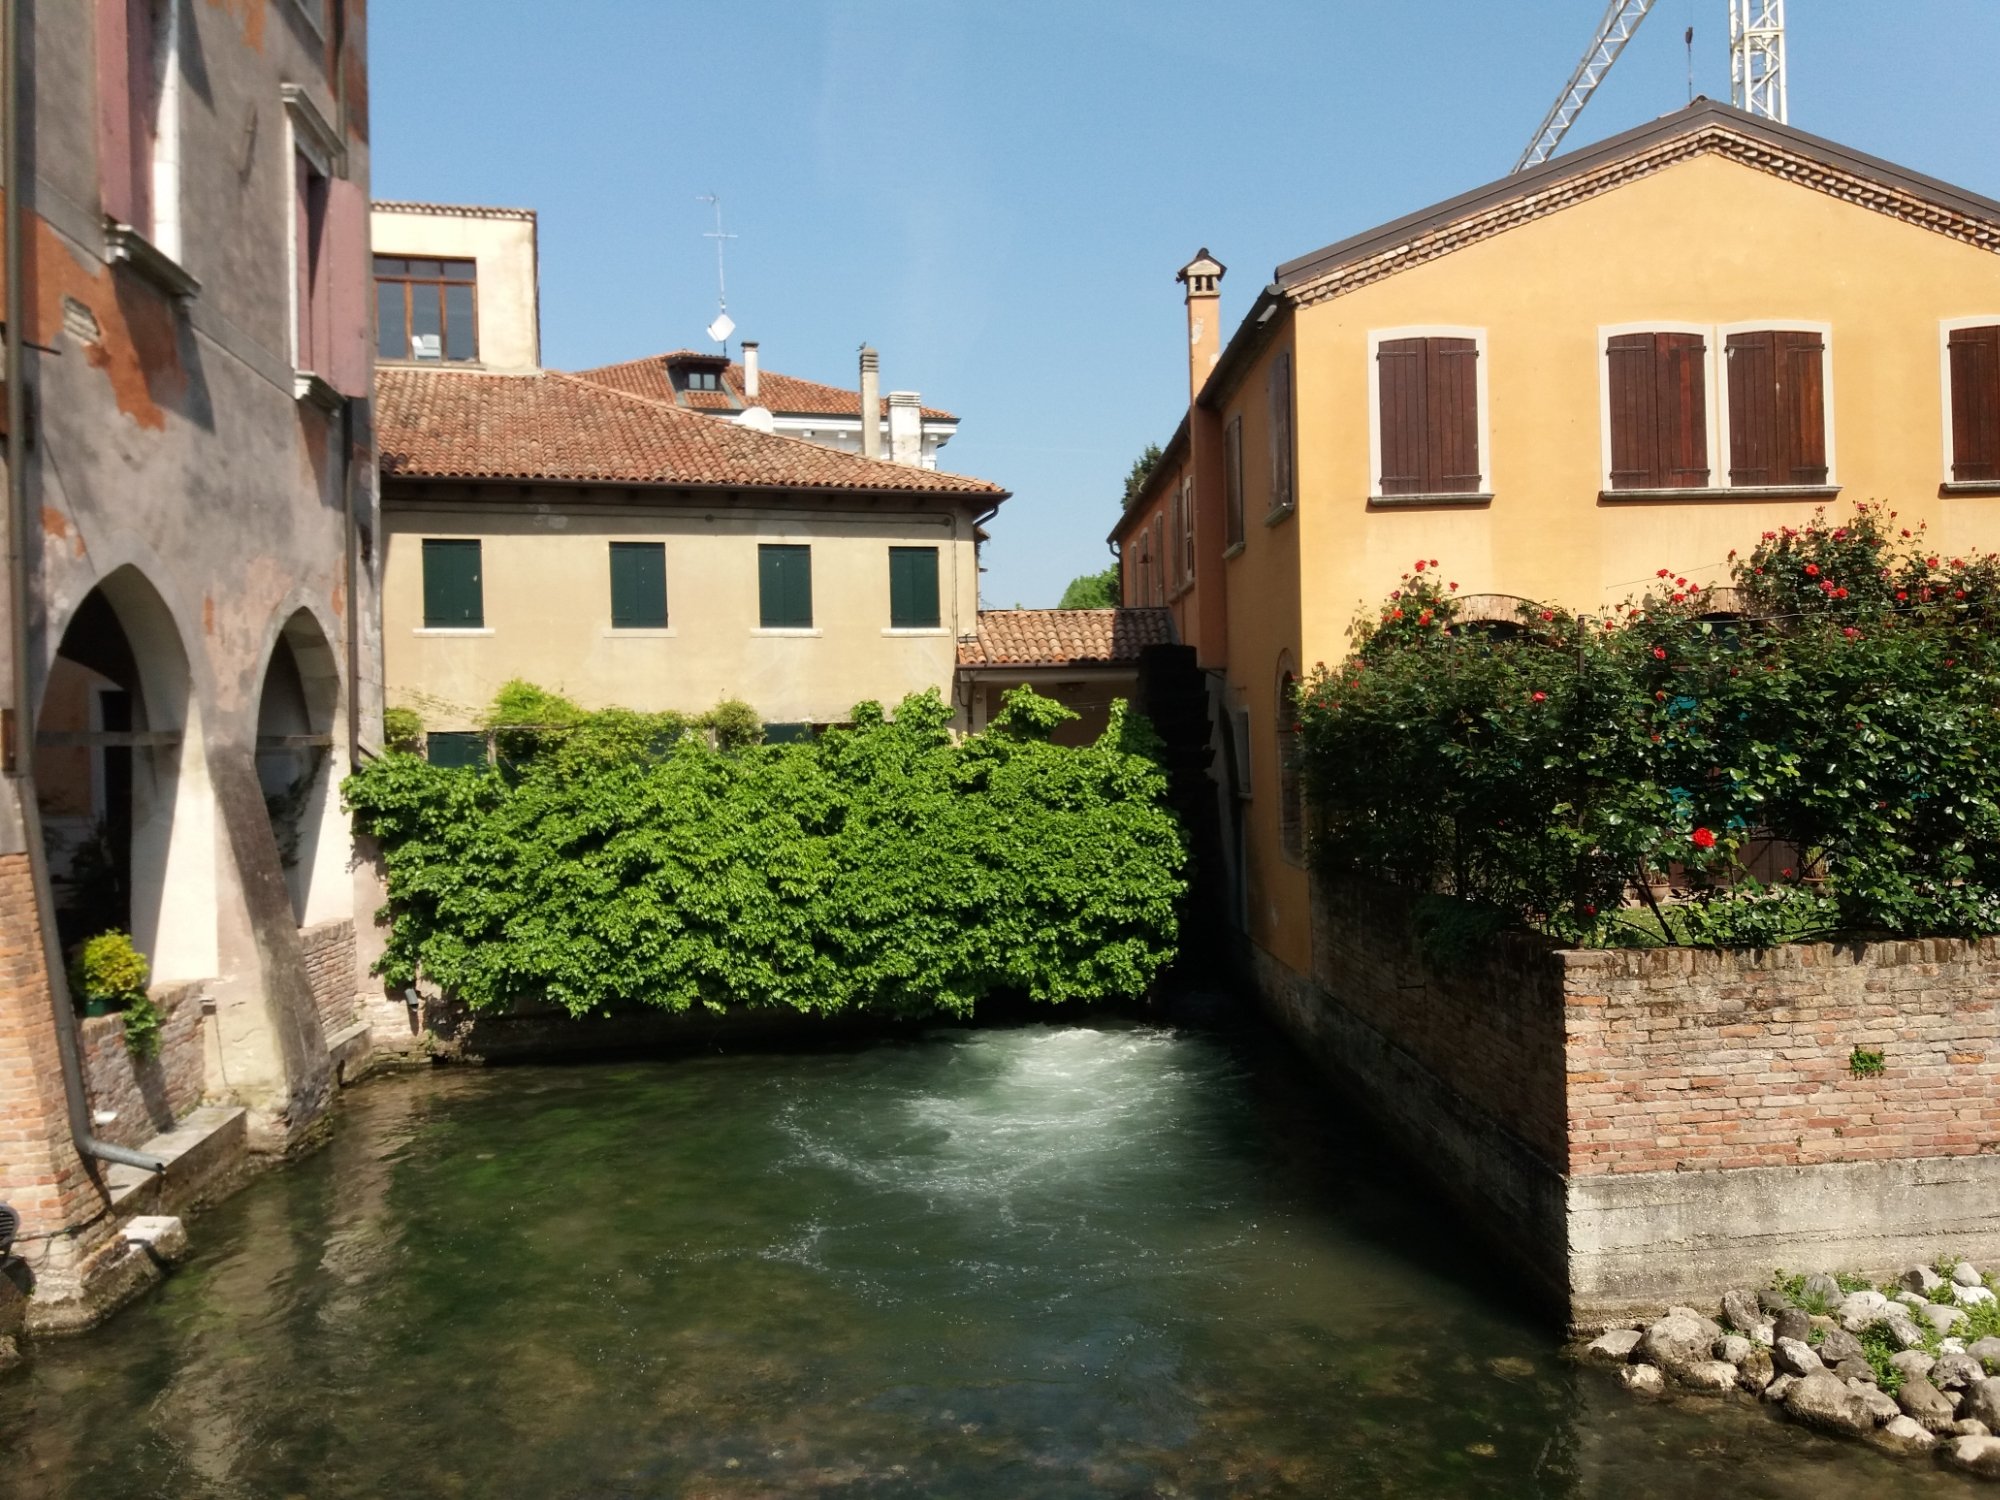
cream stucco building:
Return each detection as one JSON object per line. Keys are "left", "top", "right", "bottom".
{"left": 370, "top": 201, "right": 541, "bottom": 373}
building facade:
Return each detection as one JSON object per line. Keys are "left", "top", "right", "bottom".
{"left": 0, "top": 0, "right": 380, "bottom": 1323}
{"left": 371, "top": 200, "right": 541, "bottom": 373}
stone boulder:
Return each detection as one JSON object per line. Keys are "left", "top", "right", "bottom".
{"left": 1764, "top": 1372, "right": 1797, "bottom": 1404}
{"left": 1923, "top": 1302, "right": 1967, "bottom": 1336}
{"left": 1758, "top": 1286, "right": 1794, "bottom": 1314}
{"left": 1772, "top": 1307, "right": 1813, "bottom": 1344}
{"left": 1896, "top": 1375, "right": 1957, "bottom": 1434}
{"left": 1888, "top": 1350, "right": 1936, "bottom": 1383}
{"left": 1969, "top": 1336, "right": 2000, "bottom": 1371}
{"left": 1956, "top": 1419, "right": 1993, "bottom": 1438}
{"left": 1772, "top": 1337, "right": 1824, "bottom": 1378}
{"left": 1784, "top": 1372, "right": 1878, "bottom": 1436}
{"left": 1933, "top": 1353, "right": 1986, "bottom": 1392}
{"left": 1881, "top": 1313, "right": 1927, "bottom": 1351}
{"left": 1679, "top": 1360, "right": 1738, "bottom": 1394}
{"left": 1584, "top": 1328, "right": 1643, "bottom": 1365}
{"left": 1832, "top": 1358, "right": 1876, "bottom": 1385}
{"left": 1802, "top": 1273, "right": 1842, "bottom": 1303}
{"left": 1953, "top": 1262, "right": 1984, "bottom": 1288}
{"left": 1720, "top": 1288, "right": 1764, "bottom": 1334}
{"left": 1964, "top": 1378, "right": 2000, "bottom": 1431}
{"left": 1957, "top": 1284, "right": 1996, "bottom": 1308}
{"left": 1901, "top": 1266, "right": 1945, "bottom": 1297}
{"left": 1713, "top": 1334, "right": 1753, "bottom": 1366}
{"left": 1944, "top": 1435, "right": 2000, "bottom": 1480}
{"left": 1818, "top": 1327, "right": 1866, "bottom": 1366}
{"left": 1620, "top": 1364, "right": 1665, "bottom": 1397}
{"left": 1872, "top": 1414, "right": 1936, "bottom": 1456}
{"left": 1640, "top": 1310, "right": 1723, "bottom": 1373}
{"left": 1850, "top": 1380, "right": 1900, "bottom": 1426}
{"left": 1737, "top": 1349, "right": 1774, "bottom": 1397}
{"left": 1837, "top": 1289, "right": 1889, "bottom": 1332}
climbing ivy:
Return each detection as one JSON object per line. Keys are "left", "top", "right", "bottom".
{"left": 343, "top": 686, "right": 1186, "bottom": 1018}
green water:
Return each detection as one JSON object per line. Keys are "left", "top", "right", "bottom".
{"left": 0, "top": 1021, "right": 1978, "bottom": 1497}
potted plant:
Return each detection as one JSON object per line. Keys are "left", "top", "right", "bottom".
{"left": 69, "top": 931, "right": 161, "bottom": 1058}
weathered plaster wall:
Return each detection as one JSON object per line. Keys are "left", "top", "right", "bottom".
{"left": 78, "top": 982, "right": 208, "bottom": 1150}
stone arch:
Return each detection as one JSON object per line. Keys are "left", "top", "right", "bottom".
{"left": 253, "top": 608, "right": 344, "bottom": 926}
{"left": 36, "top": 564, "right": 216, "bottom": 981}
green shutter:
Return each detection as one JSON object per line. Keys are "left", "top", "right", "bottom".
{"left": 426, "top": 730, "right": 489, "bottom": 769}
{"left": 422, "top": 539, "right": 483, "bottom": 627}
{"left": 609, "top": 542, "right": 668, "bottom": 628}
{"left": 889, "top": 546, "right": 940, "bottom": 629}
{"left": 759, "top": 544, "right": 812, "bottom": 629}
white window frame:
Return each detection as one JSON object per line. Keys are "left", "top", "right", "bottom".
{"left": 1595, "top": 320, "right": 1719, "bottom": 493}
{"left": 1940, "top": 316, "right": 2000, "bottom": 489}
{"left": 1715, "top": 318, "right": 1837, "bottom": 491}
{"left": 1365, "top": 325, "right": 1491, "bottom": 502}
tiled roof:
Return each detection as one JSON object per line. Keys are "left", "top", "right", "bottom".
{"left": 372, "top": 201, "right": 537, "bottom": 221}
{"left": 574, "top": 354, "right": 957, "bottom": 422}
{"left": 957, "top": 609, "right": 1174, "bottom": 669}
{"left": 376, "top": 367, "right": 1006, "bottom": 497}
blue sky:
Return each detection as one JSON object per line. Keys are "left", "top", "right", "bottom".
{"left": 372, "top": 1, "right": 2000, "bottom": 608}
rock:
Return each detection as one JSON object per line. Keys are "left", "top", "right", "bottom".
{"left": 1772, "top": 1307, "right": 1813, "bottom": 1344}
{"left": 1956, "top": 1419, "right": 1993, "bottom": 1438}
{"left": 1838, "top": 1289, "right": 1889, "bottom": 1331}
{"left": 1785, "top": 1372, "right": 1878, "bottom": 1436}
{"left": 1721, "top": 1288, "right": 1764, "bottom": 1333}
{"left": 1933, "top": 1353, "right": 1986, "bottom": 1391}
{"left": 1901, "top": 1266, "right": 1946, "bottom": 1296}
{"left": 1765, "top": 1372, "right": 1797, "bottom": 1404}
{"left": 1818, "top": 1326, "right": 1866, "bottom": 1366}
{"left": 1772, "top": 1337, "right": 1825, "bottom": 1378}
{"left": 1585, "top": 1328, "right": 1643, "bottom": 1365}
{"left": 1713, "top": 1334, "right": 1753, "bottom": 1366}
{"left": 1943, "top": 1435, "right": 2000, "bottom": 1480}
{"left": 1802, "top": 1272, "right": 1842, "bottom": 1303}
{"left": 1944, "top": 1338, "right": 1968, "bottom": 1356}
{"left": 1889, "top": 1350, "right": 1937, "bottom": 1383}
{"left": 1953, "top": 1262, "right": 1984, "bottom": 1288}
{"left": 1641, "top": 1310, "right": 1723, "bottom": 1373}
{"left": 1758, "top": 1286, "right": 1795, "bottom": 1314}
{"left": 1749, "top": 1323, "right": 1775, "bottom": 1347}
{"left": 123, "top": 1214, "right": 189, "bottom": 1265}
{"left": 1873, "top": 1414, "right": 1936, "bottom": 1455}
{"left": 1922, "top": 1302, "right": 1967, "bottom": 1335}
{"left": 1956, "top": 1284, "right": 1996, "bottom": 1308}
{"left": 1680, "top": 1360, "right": 1738, "bottom": 1393}
{"left": 1833, "top": 1357, "right": 1877, "bottom": 1385}
{"left": 1897, "top": 1375, "right": 1958, "bottom": 1433}
{"left": 1881, "top": 1314, "right": 1928, "bottom": 1351}
{"left": 1970, "top": 1336, "right": 2000, "bottom": 1371}
{"left": 1620, "top": 1363, "right": 1665, "bottom": 1397}
{"left": 1965, "top": 1378, "right": 2000, "bottom": 1431}
{"left": 1850, "top": 1380, "right": 1901, "bottom": 1426}
{"left": 1894, "top": 1289, "right": 1929, "bottom": 1309}
{"left": 1737, "top": 1349, "right": 1775, "bottom": 1397}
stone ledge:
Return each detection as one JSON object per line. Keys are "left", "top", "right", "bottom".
{"left": 22, "top": 1241, "right": 161, "bottom": 1336}
{"left": 104, "top": 1105, "right": 249, "bottom": 1217}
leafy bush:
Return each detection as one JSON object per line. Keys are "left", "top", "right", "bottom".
{"left": 69, "top": 930, "right": 161, "bottom": 1058}
{"left": 1297, "top": 506, "right": 2000, "bottom": 945}
{"left": 382, "top": 706, "right": 425, "bottom": 754}
{"left": 1058, "top": 565, "right": 1120, "bottom": 609}
{"left": 342, "top": 686, "right": 1186, "bottom": 1018}
{"left": 700, "top": 698, "right": 762, "bottom": 751}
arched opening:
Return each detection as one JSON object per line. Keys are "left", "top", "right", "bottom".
{"left": 36, "top": 567, "right": 213, "bottom": 980}
{"left": 254, "top": 610, "right": 342, "bottom": 926}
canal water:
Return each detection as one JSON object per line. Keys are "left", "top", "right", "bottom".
{"left": 0, "top": 1021, "right": 1977, "bottom": 1498}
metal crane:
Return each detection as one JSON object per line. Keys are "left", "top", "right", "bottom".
{"left": 1512, "top": 0, "right": 1788, "bottom": 173}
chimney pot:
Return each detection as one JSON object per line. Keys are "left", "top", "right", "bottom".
{"left": 859, "top": 345, "right": 882, "bottom": 460}
{"left": 741, "top": 340, "right": 760, "bottom": 400}
{"left": 1176, "top": 248, "right": 1227, "bottom": 404}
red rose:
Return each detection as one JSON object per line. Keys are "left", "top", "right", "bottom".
{"left": 1653, "top": 647, "right": 1667, "bottom": 659}
{"left": 1691, "top": 827, "right": 1716, "bottom": 850}
{"left": 1804, "top": 563, "right": 1820, "bottom": 576}
{"left": 1531, "top": 691, "right": 1547, "bottom": 703}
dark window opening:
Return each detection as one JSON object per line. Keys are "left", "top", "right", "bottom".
{"left": 888, "top": 546, "right": 940, "bottom": 629}
{"left": 421, "top": 538, "right": 483, "bottom": 628}
{"left": 374, "top": 256, "right": 479, "bottom": 363}
{"left": 609, "top": 542, "right": 668, "bottom": 629}
{"left": 759, "top": 544, "right": 813, "bottom": 630}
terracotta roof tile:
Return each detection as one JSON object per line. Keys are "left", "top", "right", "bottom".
{"left": 957, "top": 609, "right": 1174, "bottom": 669}
{"left": 376, "top": 367, "right": 1005, "bottom": 498}
{"left": 573, "top": 354, "right": 956, "bottom": 422}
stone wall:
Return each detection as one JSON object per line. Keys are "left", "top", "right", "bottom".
{"left": 77, "top": 983, "right": 209, "bottom": 1150}
{"left": 300, "top": 919, "right": 359, "bottom": 1038}
{"left": 1252, "top": 877, "right": 2000, "bottom": 1329}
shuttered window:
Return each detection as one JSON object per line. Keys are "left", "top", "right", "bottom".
{"left": 1167, "top": 485, "right": 1184, "bottom": 591}
{"left": 1606, "top": 333, "right": 1710, "bottom": 490}
{"left": 426, "top": 731, "right": 488, "bottom": 769}
{"left": 1267, "top": 351, "right": 1294, "bottom": 513}
{"left": 1725, "top": 329, "right": 1828, "bottom": 486}
{"left": 608, "top": 542, "right": 667, "bottom": 628}
{"left": 888, "top": 546, "right": 940, "bottom": 628}
{"left": 1224, "top": 414, "right": 1245, "bottom": 549}
{"left": 1376, "top": 336, "right": 1482, "bottom": 496}
{"left": 421, "top": 539, "right": 483, "bottom": 628}
{"left": 1948, "top": 324, "right": 2000, "bottom": 483}
{"left": 1150, "top": 515, "right": 1166, "bottom": 605}
{"left": 758, "top": 544, "right": 813, "bottom": 629}
{"left": 1179, "top": 478, "right": 1196, "bottom": 586}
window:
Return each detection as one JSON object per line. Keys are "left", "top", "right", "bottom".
{"left": 421, "top": 539, "right": 483, "bottom": 628}
{"left": 1133, "top": 530, "right": 1152, "bottom": 606}
{"left": 608, "top": 542, "right": 668, "bottom": 629}
{"left": 764, "top": 723, "right": 817, "bottom": 745}
{"left": 1375, "top": 334, "right": 1483, "bottom": 497}
{"left": 294, "top": 151, "right": 331, "bottom": 373}
{"left": 888, "top": 547, "right": 940, "bottom": 629}
{"left": 1606, "top": 332, "right": 1710, "bottom": 490}
{"left": 1167, "top": 486, "right": 1183, "bottom": 592}
{"left": 758, "top": 544, "right": 813, "bottom": 629}
{"left": 375, "top": 257, "right": 478, "bottom": 363}
{"left": 1946, "top": 323, "right": 2000, "bottom": 484}
{"left": 1277, "top": 668, "right": 1304, "bottom": 862}
{"left": 1149, "top": 515, "right": 1167, "bottom": 606}
{"left": 1266, "top": 350, "right": 1294, "bottom": 514}
{"left": 426, "top": 731, "right": 488, "bottom": 770}
{"left": 1224, "top": 414, "right": 1245, "bottom": 549}
{"left": 687, "top": 370, "right": 719, "bottom": 391}
{"left": 1725, "top": 329, "right": 1828, "bottom": 486}
{"left": 1179, "top": 478, "right": 1196, "bottom": 585}
{"left": 98, "top": 0, "right": 179, "bottom": 256}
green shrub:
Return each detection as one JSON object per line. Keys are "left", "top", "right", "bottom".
{"left": 69, "top": 931, "right": 160, "bottom": 1058}
{"left": 343, "top": 686, "right": 1186, "bottom": 1018}
{"left": 382, "top": 706, "right": 425, "bottom": 754}
{"left": 1297, "top": 505, "right": 2000, "bottom": 945}
{"left": 701, "top": 698, "right": 763, "bottom": 751}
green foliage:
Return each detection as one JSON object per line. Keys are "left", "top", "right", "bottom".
{"left": 342, "top": 687, "right": 1186, "bottom": 1019}
{"left": 69, "top": 930, "right": 159, "bottom": 1056}
{"left": 1772, "top": 1261, "right": 2000, "bottom": 1388}
{"left": 1297, "top": 506, "right": 2000, "bottom": 946}
{"left": 1121, "top": 442, "right": 1164, "bottom": 509}
{"left": 1058, "top": 565, "right": 1121, "bottom": 610}
{"left": 382, "top": 706, "right": 425, "bottom": 754}
{"left": 1848, "top": 1046, "right": 1885, "bottom": 1077}
{"left": 701, "top": 698, "right": 763, "bottom": 751}
{"left": 120, "top": 993, "right": 163, "bottom": 1062}
{"left": 1410, "top": 894, "right": 1509, "bottom": 974}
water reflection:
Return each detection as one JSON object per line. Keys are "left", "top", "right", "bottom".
{"left": 0, "top": 1023, "right": 1978, "bottom": 1497}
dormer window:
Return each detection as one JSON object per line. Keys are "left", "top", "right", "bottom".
{"left": 686, "top": 370, "right": 719, "bottom": 391}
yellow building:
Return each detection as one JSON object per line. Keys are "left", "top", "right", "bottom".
{"left": 377, "top": 368, "right": 1006, "bottom": 749}
{"left": 1114, "top": 99, "right": 2000, "bottom": 989}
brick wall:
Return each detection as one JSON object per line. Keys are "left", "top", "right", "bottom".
{"left": 1562, "top": 939, "right": 2000, "bottom": 1176}
{"left": 300, "top": 918, "right": 358, "bottom": 1036}
{"left": 77, "top": 982, "right": 209, "bottom": 1150}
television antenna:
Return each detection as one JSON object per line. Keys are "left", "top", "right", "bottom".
{"left": 697, "top": 192, "right": 736, "bottom": 348}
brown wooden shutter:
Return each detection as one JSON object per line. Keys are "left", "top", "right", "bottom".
{"left": 1430, "top": 337, "right": 1481, "bottom": 493}
{"left": 1726, "top": 330, "right": 1776, "bottom": 485}
{"left": 1377, "top": 338, "right": 1427, "bottom": 495}
{"left": 1777, "top": 330, "right": 1828, "bottom": 484}
{"left": 1606, "top": 334, "right": 1660, "bottom": 488}
{"left": 1656, "top": 332, "right": 1710, "bottom": 487}
{"left": 1949, "top": 324, "right": 2000, "bottom": 482}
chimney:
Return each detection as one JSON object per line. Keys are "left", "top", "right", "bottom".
{"left": 1176, "top": 247, "right": 1227, "bottom": 404}
{"left": 741, "top": 340, "right": 760, "bottom": 400}
{"left": 858, "top": 345, "right": 882, "bottom": 459}
{"left": 888, "top": 392, "right": 922, "bottom": 466}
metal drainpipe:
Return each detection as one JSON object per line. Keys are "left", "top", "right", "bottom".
{"left": 3, "top": 0, "right": 164, "bottom": 1178}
